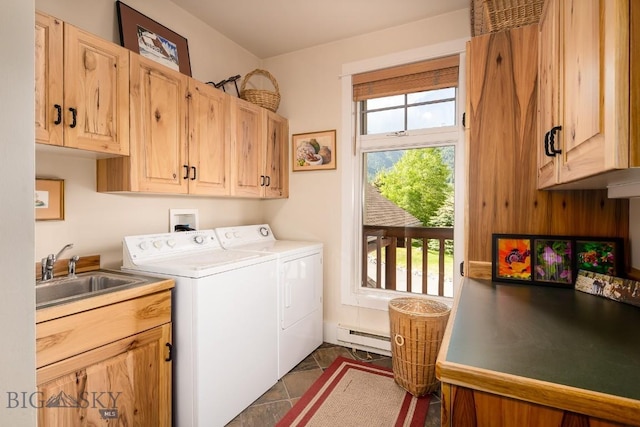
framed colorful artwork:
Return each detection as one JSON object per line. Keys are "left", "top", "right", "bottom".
{"left": 492, "top": 234, "right": 533, "bottom": 284}
{"left": 575, "top": 237, "right": 624, "bottom": 277}
{"left": 533, "top": 238, "right": 573, "bottom": 285}
{"left": 116, "top": 1, "right": 191, "bottom": 76}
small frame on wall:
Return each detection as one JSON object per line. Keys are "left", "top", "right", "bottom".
{"left": 492, "top": 234, "right": 533, "bottom": 284}
{"left": 292, "top": 130, "right": 336, "bottom": 172}
{"left": 116, "top": 1, "right": 191, "bottom": 76}
{"left": 35, "top": 178, "right": 64, "bottom": 221}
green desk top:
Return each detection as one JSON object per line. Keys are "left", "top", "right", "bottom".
{"left": 445, "top": 279, "right": 640, "bottom": 401}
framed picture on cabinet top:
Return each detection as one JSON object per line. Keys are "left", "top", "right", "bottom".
{"left": 292, "top": 130, "right": 336, "bottom": 172}
{"left": 35, "top": 178, "right": 64, "bottom": 221}
{"left": 116, "top": 1, "right": 192, "bottom": 76}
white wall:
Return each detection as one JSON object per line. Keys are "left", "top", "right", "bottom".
{"left": 263, "top": 9, "right": 472, "bottom": 337}
{"left": 0, "top": 0, "right": 36, "bottom": 424}
{"left": 33, "top": 0, "right": 269, "bottom": 266}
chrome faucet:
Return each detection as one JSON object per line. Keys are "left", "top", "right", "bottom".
{"left": 68, "top": 255, "right": 80, "bottom": 278}
{"left": 40, "top": 243, "right": 74, "bottom": 282}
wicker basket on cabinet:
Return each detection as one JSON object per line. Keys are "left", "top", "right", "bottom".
{"left": 240, "top": 69, "right": 281, "bottom": 112}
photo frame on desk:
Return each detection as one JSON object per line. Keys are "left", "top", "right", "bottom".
{"left": 35, "top": 178, "right": 64, "bottom": 221}
{"left": 492, "top": 234, "right": 624, "bottom": 288}
{"left": 116, "top": 1, "right": 191, "bottom": 76}
{"left": 492, "top": 234, "right": 534, "bottom": 285}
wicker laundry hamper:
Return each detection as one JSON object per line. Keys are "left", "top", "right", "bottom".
{"left": 240, "top": 69, "right": 281, "bottom": 112}
{"left": 389, "top": 297, "right": 451, "bottom": 397}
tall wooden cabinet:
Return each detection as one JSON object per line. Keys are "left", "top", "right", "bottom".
{"left": 230, "top": 97, "right": 289, "bottom": 198}
{"left": 465, "top": 24, "right": 628, "bottom": 279}
{"left": 35, "top": 12, "right": 129, "bottom": 156}
{"left": 537, "top": 0, "right": 636, "bottom": 188}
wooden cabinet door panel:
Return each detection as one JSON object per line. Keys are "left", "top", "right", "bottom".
{"left": 559, "top": 0, "right": 630, "bottom": 182}
{"left": 130, "top": 55, "right": 188, "bottom": 193}
{"left": 231, "top": 98, "right": 263, "bottom": 197}
{"left": 63, "top": 25, "right": 129, "bottom": 155}
{"left": 35, "top": 12, "right": 63, "bottom": 147}
{"left": 264, "top": 111, "right": 288, "bottom": 198}
{"left": 37, "top": 324, "right": 171, "bottom": 427}
{"left": 188, "top": 80, "right": 230, "bottom": 196}
{"left": 537, "top": 0, "right": 560, "bottom": 188}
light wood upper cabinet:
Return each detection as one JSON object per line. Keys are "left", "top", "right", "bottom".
{"left": 230, "top": 97, "right": 289, "bottom": 198}
{"left": 35, "top": 12, "right": 129, "bottom": 156}
{"left": 188, "top": 79, "right": 230, "bottom": 196}
{"left": 128, "top": 54, "right": 189, "bottom": 193}
{"left": 264, "top": 110, "right": 289, "bottom": 198}
{"left": 537, "top": 0, "right": 636, "bottom": 188}
{"left": 98, "top": 55, "right": 232, "bottom": 196}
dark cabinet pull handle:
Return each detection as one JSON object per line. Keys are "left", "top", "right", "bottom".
{"left": 69, "top": 107, "right": 77, "bottom": 128}
{"left": 549, "top": 126, "right": 562, "bottom": 155}
{"left": 54, "top": 104, "right": 62, "bottom": 125}
{"left": 165, "top": 343, "right": 173, "bottom": 362}
{"left": 265, "top": 176, "right": 271, "bottom": 187}
{"left": 191, "top": 166, "right": 196, "bottom": 180}
{"left": 260, "top": 175, "right": 265, "bottom": 186}
{"left": 183, "top": 165, "right": 189, "bottom": 180}
{"left": 543, "top": 130, "right": 554, "bottom": 157}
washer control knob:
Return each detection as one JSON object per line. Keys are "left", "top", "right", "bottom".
{"left": 194, "top": 235, "right": 205, "bottom": 244}
{"left": 259, "top": 226, "right": 269, "bottom": 237}
{"left": 166, "top": 239, "right": 176, "bottom": 248}
{"left": 153, "top": 240, "right": 164, "bottom": 249}
{"left": 225, "top": 232, "right": 233, "bottom": 239}
{"left": 138, "top": 241, "right": 150, "bottom": 251}
{"left": 234, "top": 231, "right": 240, "bottom": 238}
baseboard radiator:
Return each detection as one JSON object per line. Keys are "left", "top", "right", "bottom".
{"left": 336, "top": 324, "right": 391, "bottom": 355}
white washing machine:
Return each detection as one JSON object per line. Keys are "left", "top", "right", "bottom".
{"left": 215, "top": 224, "right": 323, "bottom": 378}
{"left": 122, "top": 230, "right": 278, "bottom": 427}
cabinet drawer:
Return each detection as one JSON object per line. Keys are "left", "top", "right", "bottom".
{"left": 36, "top": 290, "right": 171, "bottom": 368}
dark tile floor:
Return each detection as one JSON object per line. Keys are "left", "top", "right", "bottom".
{"left": 225, "top": 343, "right": 441, "bottom": 427}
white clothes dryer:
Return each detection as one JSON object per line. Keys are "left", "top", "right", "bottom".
{"left": 215, "top": 224, "right": 323, "bottom": 378}
{"left": 122, "top": 230, "right": 278, "bottom": 427}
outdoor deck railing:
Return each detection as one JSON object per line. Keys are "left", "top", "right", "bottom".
{"left": 362, "top": 225, "right": 454, "bottom": 296}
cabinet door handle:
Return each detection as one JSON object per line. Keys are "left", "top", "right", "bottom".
{"left": 265, "top": 175, "right": 271, "bottom": 187}
{"left": 190, "top": 166, "right": 196, "bottom": 180}
{"left": 260, "top": 175, "right": 265, "bottom": 186}
{"left": 165, "top": 343, "right": 173, "bottom": 362}
{"left": 54, "top": 104, "right": 62, "bottom": 125}
{"left": 543, "top": 130, "right": 554, "bottom": 157}
{"left": 183, "top": 165, "right": 189, "bottom": 180}
{"left": 549, "top": 126, "right": 562, "bottom": 155}
{"left": 68, "top": 107, "right": 77, "bottom": 128}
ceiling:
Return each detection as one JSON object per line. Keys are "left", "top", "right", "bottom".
{"left": 170, "top": 0, "right": 469, "bottom": 58}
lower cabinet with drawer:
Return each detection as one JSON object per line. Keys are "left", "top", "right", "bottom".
{"left": 35, "top": 286, "right": 173, "bottom": 426}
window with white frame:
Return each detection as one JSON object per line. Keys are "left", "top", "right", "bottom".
{"left": 341, "top": 45, "right": 466, "bottom": 311}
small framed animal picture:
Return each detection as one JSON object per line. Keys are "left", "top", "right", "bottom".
{"left": 492, "top": 234, "right": 534, "bottom": 284}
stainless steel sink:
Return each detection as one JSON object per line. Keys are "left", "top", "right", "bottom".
{"left": 36, "top": 270, "right": 154, "bottom": 309}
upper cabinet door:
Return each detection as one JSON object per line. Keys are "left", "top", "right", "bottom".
{"left": 537, "top": 0, "right": 560, "bottom": 189}
{"left": 263, "top": 111, "right": 289, "bottom": 199}
{"left": 230, "top": 98, "right": 264, "bottom": 197}
{"left": 35, "top": 12, "right": 63, "bottom": 147}
{"left": 537, "top": 0, "right": 631, "bottom": 187}
{"left": 129, "top": 54, "right": 189, "bottom": 193}
{"left": 63, "top": 24, "right": 130, "bottom": 155}
{"left": 188, "top": 80, "right": 230, "bottom": 196}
